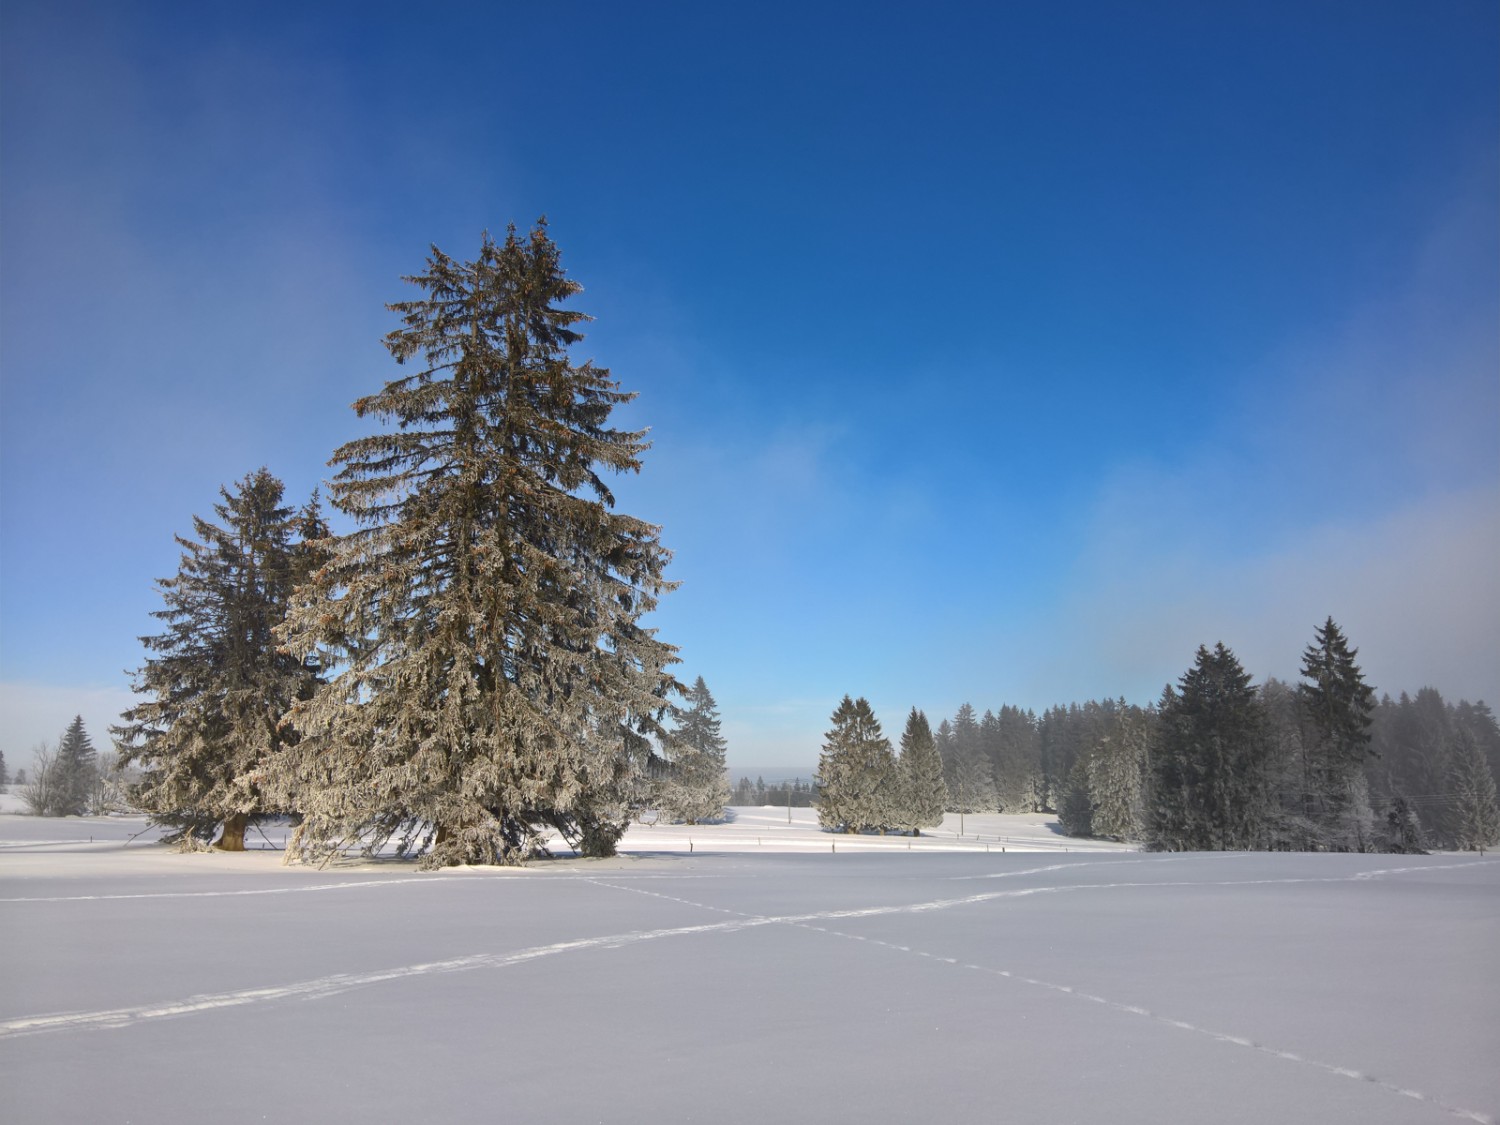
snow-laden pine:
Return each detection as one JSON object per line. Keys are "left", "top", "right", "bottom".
{"left": 276, "top": 223, "right": 678, "bottom": 867}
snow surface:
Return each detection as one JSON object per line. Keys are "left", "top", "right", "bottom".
{"left": 0, "top": 787, "right": 30, "bottom": 815}
{"left": 2, "top": 809, "right": 1496, "bottom": 1124}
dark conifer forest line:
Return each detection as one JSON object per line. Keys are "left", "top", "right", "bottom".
{"left": 811, "top": 620, "right": 1499, "bottom": 852}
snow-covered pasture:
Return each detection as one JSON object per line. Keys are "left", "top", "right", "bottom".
{"left": 1, "top": 809, "right": 1496, "bottom": 1123}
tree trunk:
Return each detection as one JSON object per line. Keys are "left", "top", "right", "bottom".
{"left": 215, "top": 812, "right": 248, "bottom": 851}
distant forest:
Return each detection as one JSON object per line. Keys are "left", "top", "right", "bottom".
{"left": 731, "top": 777, "right": 816, "bottom": 808}
{"left": 795, "top": 620, "right": 1500, "bottom": 853}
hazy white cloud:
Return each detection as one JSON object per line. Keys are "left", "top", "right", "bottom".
{"left": 1046, "top": 480, "right": 1500, "bottom": 705}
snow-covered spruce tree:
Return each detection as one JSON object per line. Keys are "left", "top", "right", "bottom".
{"left": 816, "top": 696, "right": 896, "bottom": 833}
{"left": 1147, "top": 643, "right": 1271, "bottom": 851}
{"left": 896, "top": 708, "right": 945, "bottom": 835}
{"left": 947, "top": 736, "right": 996, "bottom": 815}
{"left": 277, "top": 223, "right": 678, "bottom": 867}
{"left": 1450, "top": 727, "right": 1500, "bottom": 853}
{"left": 1056, "top": 758, "right": 1094, "bottom": 836}
{"left": 1084, "top": 706, "right": 1150, "bottom": 841}
{"left": 657, "top": 676, "right": 730, "bottom": 824}
{"left": 942, "top": 703, "right": 981, "bottom": 796}
{"left": 1381, "top": 795, "right": 1426, "bottom": 854}
{"left": 50, "top": 716, "right": 99, "bottom": 816}
{"left": 0, "top": 749, "right": 8, "bottom": 787}
{"left": 991, "top": 705, "right": 1042, "bottom": 813}
{"left": 1298, "top": 617, "right": 1376, "bottom": 850}
{"left": 116, "top": 469, "right": 323, "bottom": 849}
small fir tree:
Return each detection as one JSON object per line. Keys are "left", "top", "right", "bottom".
{"left": 991, "top": 705, "right": 1042, "bottom": 812}
{"left": 1039, "top": 704, "right": 1094, "bottom": 809}
{"left": 658, "top": 676, "right": 730, "bottom": 824}
{"left": 1086, "top": 706, "right": 1150, "bottom": 841}
{"left": 943, "top": 703, "right": 981, "bottom": 795}
{"left": 1148, "top": 643, "right": 1271, "bottom": 851}
{"left": 947, "top": 740, "right": 997, "bottom": 815}
{"left": 277, "top": 223, "right": 678, "bottom": 867}
{"left": 115, "top": 469, "right": 322, "bottom": 849}
{"left": 51, "top": 716, "right": 98, "bottom": 816}
{"left": 1381, "top": 796, "right": 1426, "bottom": 854}
{"left": 816, "top": 696, "right": 896, "bottom": 833}
{"left": 1298, "top": 618, "right": 1376, "bottom": 849}
{"left": 1056, "top": 758, "right": 1094, "bottom": 836}
{"left": 896, "top": 708, "right": 946, "bottom": 835}
{"left": 1450, "top": 727, "right": 1500, "bottom": 853}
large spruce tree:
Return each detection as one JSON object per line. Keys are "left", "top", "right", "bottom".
{"left": 658, "top": 676, "right": 730, "bottom": 824}
{"left": 815, "top": 696, "right": 896, "bottom": 833}
{"left": 278, "top": 222, "right": 678, "bottom": 867}
{"left": 1148, "top": 643, "right": 1271, "bottom": 851}
{"left": 116, "top": 469, "right": 321, "bottom": 848}
{"left": 1298, "top": 617, "right": 1376, "bottom": 849}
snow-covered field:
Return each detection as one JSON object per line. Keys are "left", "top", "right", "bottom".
{"left": 2, "top": 808, "right": 1496, "bottom": 1124}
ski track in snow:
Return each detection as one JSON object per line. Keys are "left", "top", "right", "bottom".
{"left": 944, "top": 852, "right": 1251, "bottom": 880}
{"left": 1350, "top": 860, "right": 1498, "bottom": 879}
{"left": 2, "top": 858, "right": 1494, "bottom": 1123}
{"left": 798, "top": 917, "right": 1496, "bottom": 1125}
{"left": 584, "top": 870, "right": 1497, "bottom": 1125}
{"left": 0, "top": 839, "right": 125, "bottom": 849}
{"left": 0, "top": 874, "right": 528, "bottom": 904}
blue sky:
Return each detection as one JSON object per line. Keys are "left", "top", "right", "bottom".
{"left": 2, "top": 0, "right": 1496, "bottom": 773}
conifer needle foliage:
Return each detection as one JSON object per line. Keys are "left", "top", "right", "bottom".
{"left": 277, "top": 222, "right": 678, "bottom": 867}
{"left": 657, "top": 676, "right": 730, "bottom": 824}
{"left": 116, "top": 469, "right": 324, "bottom": 848}
{"left": 816, "top": 696, "right": 897, "bottom": 834}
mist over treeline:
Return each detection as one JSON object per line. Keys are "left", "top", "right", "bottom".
{"left": 729, "top": 777, "right": 815, "bottom": 808}
{"left": 815, "top": 619, "right": 1500, "bottom": 853}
